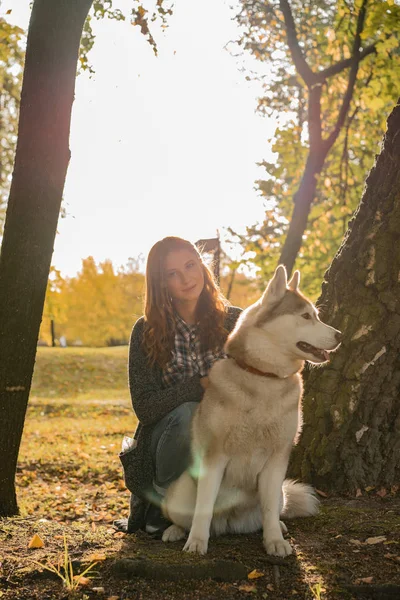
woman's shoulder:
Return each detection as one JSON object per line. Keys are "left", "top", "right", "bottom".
{"left": 224, "top": 304, "right": 242, "bottom": 330}
{"left": 225, "top": 304, "right": 243, "bottom": 317}
{"left": 130, "top": 316, "right": 145, "bottom": 344}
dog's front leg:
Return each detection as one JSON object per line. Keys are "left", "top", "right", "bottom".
{"left": 183, "top": 455, "right": 228, "bottom": 555}
{"left": 258, "top": 455, "right": 292, "bottom": 557}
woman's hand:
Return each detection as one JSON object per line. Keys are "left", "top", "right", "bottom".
{"left": 200, "top": 376, "right": 209, "bottom": 391}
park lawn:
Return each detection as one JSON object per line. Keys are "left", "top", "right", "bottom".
{"left": 0, "top": 347, "right": 399, "bottom": 599}
{"left": 31, "top": 346, "right": 131, "bottom": 401}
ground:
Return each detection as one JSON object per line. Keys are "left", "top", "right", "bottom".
{"left": 1, "top": 348, "right": 399, "bottom": 600}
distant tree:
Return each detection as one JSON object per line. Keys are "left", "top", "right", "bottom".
{"left": 39, "top": 258, "right": 145, "bottom": 347}
{"left": 290, "top": 99, "right": 400, "bottom": 493}
{"left": 233, "top": 0, "right": 400, "bottom": 282}
{"left": 0, "top": 19, "right": 24, "bottom": 235}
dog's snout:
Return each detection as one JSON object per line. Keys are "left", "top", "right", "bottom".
{"left": 335, "top": 331, "right": 343, "bottom": 343}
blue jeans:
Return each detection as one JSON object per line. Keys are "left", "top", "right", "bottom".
{"left": 150, "top": 401, "right": 197, "bottom": 495}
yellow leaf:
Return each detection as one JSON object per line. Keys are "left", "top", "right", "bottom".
{"left": 354, "top": 576, "right": 373, "bottom": 584}
{"left": 73, "top": 575, "right": 91, "bottom": 586}
{"left": 28, "top": 534, "right": 44, "bottom": 549}
{"left": 238, "top": 583, "right": 257, "bottom": 592}
{"left": 366, "top": 536, "right": 386, "bottom": 545}
{"left": 86, "top": 552, "right": 107, "bottom": 562}
{"left": 248, "top": 569, "right": 265, "bottom": 580}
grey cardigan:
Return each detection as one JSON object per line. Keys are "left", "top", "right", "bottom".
{"left": 120, "top": 305, "right": 242, "bottom": 531}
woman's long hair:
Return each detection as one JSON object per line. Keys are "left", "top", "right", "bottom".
{"left": 143, "top": 237, "right": 228, "bottom": 367}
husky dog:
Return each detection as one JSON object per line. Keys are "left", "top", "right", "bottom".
{"left": 161, "top": 266, "right": 342, "bottom": 556}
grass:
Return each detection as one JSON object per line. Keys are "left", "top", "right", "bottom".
{"left": 19, "top": 346, "right": 136, "bottom": 523}
{"left": 31, "top": 346, "right": 130, "bottom": 401}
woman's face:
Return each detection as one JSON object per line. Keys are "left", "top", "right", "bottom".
{"left": 164, "top": 249, "right": 205, "bottom": 304}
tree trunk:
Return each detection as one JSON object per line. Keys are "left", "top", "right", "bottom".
{"left": 278, "top": 151, "right": 325, "bottom": 276}
{"left": 0, "top": 0, "right": 92, "bottom": 516}
{"left": 290, "top": 99, "right": 400, "bottom": 493}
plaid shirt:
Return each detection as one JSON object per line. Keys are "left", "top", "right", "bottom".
{"left": 161, "top": 313, "right": 226, "bottom": 388}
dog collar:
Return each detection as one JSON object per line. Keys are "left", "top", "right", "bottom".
{"left": 233, "top": 358, "right": 279, "bottom": 378}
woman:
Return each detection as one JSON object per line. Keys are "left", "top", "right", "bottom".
{"left": 115, "top": 236, "right": 242, "bottom": 535}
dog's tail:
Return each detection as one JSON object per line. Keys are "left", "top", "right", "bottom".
{"left": 280, "top": 479, "right": 319, "bottom": 518}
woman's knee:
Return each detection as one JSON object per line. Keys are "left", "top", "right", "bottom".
{"left": 170, "top": 401, "right": 197, "bottom": 428}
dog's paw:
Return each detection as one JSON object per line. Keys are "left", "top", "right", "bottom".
{"left": 264, "top": 537, "right": 292, "bottom": 557}
{"left": 183, "top": 536, "right": 208, "bottom": 555}
{"left": 162, "top": 524, "right": 186, "bottom": 543}
{"left": 279, "top": 520, "right": 288, "bottom": 534}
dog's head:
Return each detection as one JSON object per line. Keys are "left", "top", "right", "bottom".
{"left": 226, "top": 265, "right": 342, "bottom": 371}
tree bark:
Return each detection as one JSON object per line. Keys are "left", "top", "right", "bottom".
{"left": 290, "top": 99, "right": 400, "bottom": 493}
{"left": 0, "top": 0, "right": 92, "bottom": 516}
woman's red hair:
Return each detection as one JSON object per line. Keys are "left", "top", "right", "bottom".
{"left": 143, "top": 237, "right": 228, "bottom": 367}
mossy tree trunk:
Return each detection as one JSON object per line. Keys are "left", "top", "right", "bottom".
{"left": 290, "top": 99, "right": 400, "bottom": 494}
{"left": 0, "top": 0, "right": 93, "bottom": 516}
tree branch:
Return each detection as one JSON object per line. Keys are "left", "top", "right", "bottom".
{"left": 316, "top": 42, "right": 376, "bottom": 82}
{"left": 323, "top": 0, "right": 369, "bottom": 152}
{"left": 279, "top": 0, "right": 316, "bottom": 87}
{"left": 308, "top": 83, "right": 323, "bottom": 149}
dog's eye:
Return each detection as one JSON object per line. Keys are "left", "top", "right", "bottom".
{"left": 302, "top": 313, "right": 312, "bottom": 320}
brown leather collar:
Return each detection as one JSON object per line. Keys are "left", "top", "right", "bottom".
{"left": 233, "top": 358, "right": 279, "bottom": 378}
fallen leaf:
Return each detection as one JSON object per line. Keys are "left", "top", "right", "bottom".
{"left": 248, "top": 569, "right": 265, "bottom": 580}
{"left": 364, "top": 486, "right": 375, "bottom": 492}
{"left": 107, "top": 597, "right": 120, "bottom": 600}
{"left": 384, "top": 553, "right": 400, "bottom": 561}
{"left": 384, "top": 541, "right": 399, "bottom": 545}
{"left": 92, "top": 587, "right": 105, "bottom": 593}
{"left": 366, "top": 536, "right": 386, "bottom": 545}
{"left": 238, "top": 584, "right": 257, "bottom": 593}
{"left": 6, "top": 9, "right": 12, "bottom": 14}
{"left": 113, "top": 531, "right": 125, "bottom": 539}
{"left": 315, "top": 489, "right": 328, "bottom": 498}
{"left": 73, "top": 575, "right": 91, "bottom": 586}
{"left": 376, "top": 488, "right": 387, "bottom": 498}
{"left": 349, "top": 539, "right": 363, "bottom": 546}
{"left": 354, "top": 577, "right": 373, "bottom": 584}
{"left": 266, "top": 584, "right": 274, "bottom": 591}
{"left": 28, "top": 534, "right": 44, "bottom": 549}
{"left": 86, "top": 553, "right": 106, "bottom": 562}
{"left": 356, "top": 488, "right": 363, "bottom": 497}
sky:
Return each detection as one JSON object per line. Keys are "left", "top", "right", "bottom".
{"left": 3, "top": 0, "right": 276, "bottom": 277}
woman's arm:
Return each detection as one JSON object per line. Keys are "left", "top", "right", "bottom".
{"left": 128, "top": 318, "right": 204, "bottom": 427}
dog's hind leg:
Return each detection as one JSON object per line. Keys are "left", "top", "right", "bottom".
{"left": 162, "top": 524, "right": 186, "bottom": 542}
{"left": 162, "top": 471, "right": 196, "bottom": 532}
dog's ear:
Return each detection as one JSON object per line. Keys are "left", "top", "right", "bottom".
{"left": 288, "top": 270, "right": 300, "bottom": 291}
{"left": 261, "top": 265, "right": 287, "bottom": 306}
